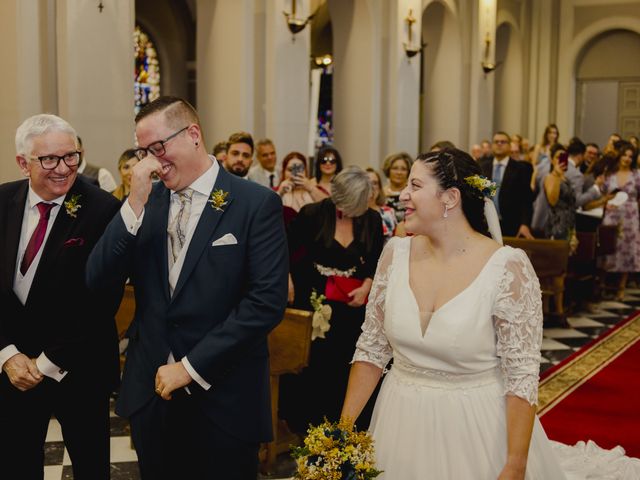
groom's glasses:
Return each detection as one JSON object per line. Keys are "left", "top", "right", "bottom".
{"left": 134, "top": 126, "right": 188, "bottom": 160}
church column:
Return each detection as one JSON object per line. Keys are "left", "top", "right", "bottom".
{"left": 327, "top": 0, "right": 383, "bottom": 168}
{"left": 0, "top": 0, "right": 49, "bottom": 183}
{"left": 386, "top": 0, "right": 421, "bottom": 156}
{"left": 196, "top": 0, "right": 255, "bottom": 147}
{"left": 263, "top": 0, "right": 311, "bottom": 156}
{"left": 468, "top": 0, "right": 497, "bottom": 145}
{"left": 56, "top": 0, "right": 135, "bottom": 176}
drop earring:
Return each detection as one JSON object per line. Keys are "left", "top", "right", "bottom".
{"left": 443, "top": 205, "right": 449, "bottom": 218}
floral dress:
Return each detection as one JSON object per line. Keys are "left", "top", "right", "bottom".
{"left": 599, "top": 170, "right": 640, "bottom": 272}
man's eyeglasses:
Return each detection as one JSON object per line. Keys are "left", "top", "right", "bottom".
{"left": 134, "top": 126, "right": 188, "bottom": 160}
{"left": 30, "top": 151, "right": 81, "bottom": 170}
{"left": 320, "top": 157, "right": 337, "bottom": 165}
{"left": 493, "top": 139, "right": 509, "bottom": 145}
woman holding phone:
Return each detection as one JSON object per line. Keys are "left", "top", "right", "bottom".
{"left": 542, "top": 143, "right": 576, "bottom": 241}
{"left": 277, "top": 151, "right": 326, "bottom": 212}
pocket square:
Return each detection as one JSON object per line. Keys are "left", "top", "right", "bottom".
{"left": 211, "top": 233, "right": 238, "bottom": 247}
{"left": 64, "top": 237, "right": 85, "bottom": 247}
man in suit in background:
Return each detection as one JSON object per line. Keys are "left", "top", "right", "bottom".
{"left": 87, "top": 96, "right": 288, "bottom": 479}
{"left": 0, "top": 114, "right": 122, "bottom": 479}
{"left": 479, "top": 131, "right": 534, "bottom": 238}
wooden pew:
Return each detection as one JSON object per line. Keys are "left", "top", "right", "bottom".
{"left": 260, "top": 308, "right": 313, "bottom": 474}
{"left": 503, "top": 237, "right": 570, "bottom": 321}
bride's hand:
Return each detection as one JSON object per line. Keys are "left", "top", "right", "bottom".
{"left": 497, "top": 463, "right": 525, "bottom": 480}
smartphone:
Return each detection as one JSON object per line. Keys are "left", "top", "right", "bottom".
{"left": 558, "top": 152, "right": 569, "bottom": 169}
{"left": 290, "top": 163, "right": 305, "bottom": 177}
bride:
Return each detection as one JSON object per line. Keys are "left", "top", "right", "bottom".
{"left": 341, "top": 148, "right": 640, "bottom": 479}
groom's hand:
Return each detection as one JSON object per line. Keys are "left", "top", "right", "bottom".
{"left": 155, "top": 363, "right": 192, "bottom": 400}
{"left": 129, "top": 156, "right": 163, "bottom": 217}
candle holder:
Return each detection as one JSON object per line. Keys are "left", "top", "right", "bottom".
{"left": 402, "top": 9, "right": 426, "bottom": 60}
{"left": 283, "top": 0, "right": 315, "bottom": 39}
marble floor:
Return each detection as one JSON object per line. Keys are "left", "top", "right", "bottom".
{"left": 40, "top": 289, "right": 640, "bottom": 479}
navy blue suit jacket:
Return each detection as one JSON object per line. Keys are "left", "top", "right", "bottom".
{"left": 87, "top": 167, "right": 289, "bottom": 443}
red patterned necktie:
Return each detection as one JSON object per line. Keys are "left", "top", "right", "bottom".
{"left": 20, "top": 202, "right": 55, "bottom": 275}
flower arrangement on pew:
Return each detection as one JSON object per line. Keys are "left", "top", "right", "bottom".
{"left": 291, "top": 418, "right": 382, "bottom": 479}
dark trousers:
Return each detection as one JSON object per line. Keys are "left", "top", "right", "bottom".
{"left": 130, "top": 391, "right": 259, "bottom": 480}
{"left": 0, "top": 375, "right": 111, "bottom": 480}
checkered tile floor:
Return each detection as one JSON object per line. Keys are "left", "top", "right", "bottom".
{"left": 41, "top": 289, "right": 640, "bottom": 479}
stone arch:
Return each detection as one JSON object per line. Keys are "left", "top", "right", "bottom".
{"left": 557, "top": 17, "right": 640, "bottom": 136}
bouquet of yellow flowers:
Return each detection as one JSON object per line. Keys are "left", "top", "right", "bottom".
{"left": 291, "top": 419, "right": 382, "bottom": 480}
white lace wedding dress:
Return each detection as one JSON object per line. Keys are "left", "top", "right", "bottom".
{"left": 353, "top": 237, "right": 640, "bottom": 479}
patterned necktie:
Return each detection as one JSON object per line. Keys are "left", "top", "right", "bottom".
{"left": 167, "top": 188, "right": 194, "bottom": 267}
{"left": 492, "top": 162, "right": 504, "bottom": 217}
{"left": 20, "top": 202, "right": 55, "bottom": 275}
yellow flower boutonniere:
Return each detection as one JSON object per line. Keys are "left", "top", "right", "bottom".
{"left": 64, "top": 194, "right": 82, "bottom": 218}
{"left": 208, "top": 189, "right": 229, "bottom": 211}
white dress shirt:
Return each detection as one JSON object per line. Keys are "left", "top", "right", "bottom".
{"left": 0, "top": 187, "right": 68, "bottom": 381}
{"left": 120, "top": 157, "right": 219, "bottom": 391}
{"left": 247, "top": 163, "right": 279, "bottom": 188}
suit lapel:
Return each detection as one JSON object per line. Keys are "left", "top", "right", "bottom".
{"left": 171, "top": 169, "right": 234, "bottom": 301}
{"left": 148, "top": 185, "right": 171, "bottom": 302}
{"left": 3, "top": 182, "right": 28, "bottom": 288}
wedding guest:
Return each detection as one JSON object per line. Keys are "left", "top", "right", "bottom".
{"left": 248, "top": 138, "right": 280, "bottom": 188}
{"left": 340, "top": 147, "right": 640, "bottom": 479}
{"left": 280, "top": 166, "right": 383, "bottom": 434}
{"left": 429, "top": 140, "right": 455, "bottom": 152}
{"left": 470, "top": 144, "right": 482, "bottom": 161}
{"left": 313, "top": 145, "right": 342, "bottom": 196}
{"left": 366, "top": 168, "right": 397, "bottom": 242}
{"left": 277, "top": 151, "right": 325, "bottom": 212}
{"left": 603, "top": 132, "right": 621, "bottom": 155}
{"left": 111, "top": 148, "right": 139, "bottom": 202}
{"left": 598, "top": 142, "right": 640, "bottom": 301}
{"left": 382, "top": 152, "right": 413, "bottom": 223}
{"left": 0, "top": 114, "right": 122, "bottom": 479}
{"left": 211, "top": 140, "right": 228, "bottom": 165}
{"left": 76, "top": 136, "right": 118, "bottom": 192}
{"left": 531, "top": 123, "right": 559, "bottom": 174}
{"left": 223, "top": 131, "right": 253, "bottom": 178}
{"left": 542, "top": 144, "right": 576, "bottom": 241}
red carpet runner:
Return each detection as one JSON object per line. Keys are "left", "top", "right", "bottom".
{"left": 538, "top": 312, "right": 640, "bottom": 457}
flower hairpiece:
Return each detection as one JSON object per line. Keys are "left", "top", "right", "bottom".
{"left": 464, "top": 175, "right": 497, "bottom": 198}
{"left": 64, "top": 194, "right": 82, "bottom": 218}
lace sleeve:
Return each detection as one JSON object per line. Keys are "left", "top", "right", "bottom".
{"left": 493, "top": 248, "right": 543, "bottom": 406}
{"left": 351, "top": 237, "right": 396, "bottom": 370}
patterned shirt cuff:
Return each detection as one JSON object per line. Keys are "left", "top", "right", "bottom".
{"left": 121, "top": 200, "right": 145, "bottom": 235}
{"left": 36, "top": 352, "right": 67, "bottom": 382}
{"left": 182, "top": 357, "right": 212, "bottom": 391}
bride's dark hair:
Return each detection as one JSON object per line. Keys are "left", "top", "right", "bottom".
{"left": 416, "top": 148, "right": 490, "bottom": 237}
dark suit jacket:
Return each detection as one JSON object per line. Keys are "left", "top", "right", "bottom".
{"left": 87, "top": 167, "right": 289, "bottom": 443}
{"left": 479, "top": 157, "right": 533, "bottom": 237}
{"left": 0, "top": 179, "right": 122, "bottom": 392}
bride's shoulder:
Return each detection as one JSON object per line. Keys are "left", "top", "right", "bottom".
{"left": 493, "top": 245, "right": 536, "bottom": 275}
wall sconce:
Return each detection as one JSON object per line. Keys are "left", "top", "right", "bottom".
{"left": 481, "top": 34, "right": 500, "bottom": 74}
{"left": 283, "top": 0, "right": 314, "bottom": 39}
{"left": 98, "top": 1, "right": 104, "bottom": 12}
{"left": 403, "top": 9, "right": 426, "bottom": 59}
{"left": 314, "top": 54, "right": 333, "bottom": 67}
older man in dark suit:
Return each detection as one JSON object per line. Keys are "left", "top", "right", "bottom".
{"left": 87, "top": 96, "right": 288, "bottom": 479}
{"left": 479, "top": 131, "right": 534, "bottom": 238}
{"left": 0, "top": 114, "right": 122, "bottom": 479}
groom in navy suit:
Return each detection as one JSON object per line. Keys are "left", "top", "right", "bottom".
{"left": 87, "top": 96, "right": 288, "bottom": 479}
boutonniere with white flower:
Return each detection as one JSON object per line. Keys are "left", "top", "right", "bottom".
{"left": 208, "top": 189, "right": 229, "bottom": 211}
{"left": 310, "top": 289, "right": 332, "bottom": 341}
{"left": 64, "top": 194, "right": 82, "bottom": 218}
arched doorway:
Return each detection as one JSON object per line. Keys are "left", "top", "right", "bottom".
{"left": 493, "top": 21, "right": 523, "bottom": 135}
{"left": 575, "top": 29, "right": 640, "bottom": 146}
{"left": 420, "top": 1, "right": 462, "bottom": 151}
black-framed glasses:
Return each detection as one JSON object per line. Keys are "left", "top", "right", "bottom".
{"left": 134, "top": 126, "right": 188, "bottom": 160}
{"left": 320, "top": 156, "right": 337, "bottom": 165}
{"left": 30, "top": 151, "right": 81, "bottom": 170}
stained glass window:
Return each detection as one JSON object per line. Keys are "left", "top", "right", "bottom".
{"left": 134, "top": 25, "right": 160, "bottom": 114}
